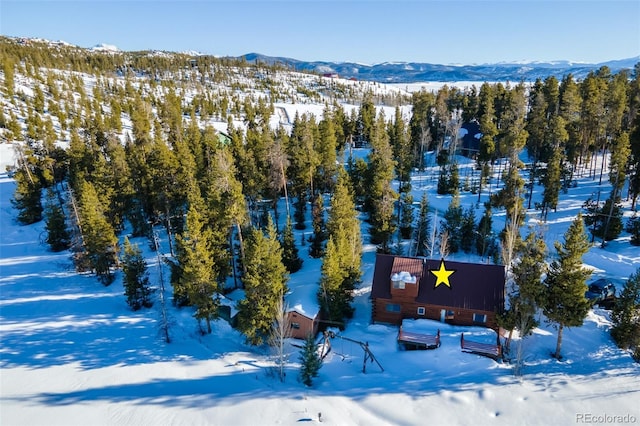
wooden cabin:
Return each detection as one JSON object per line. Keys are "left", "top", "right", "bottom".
{"left": 371, "top": 254, "right": 505, "bottom": 330}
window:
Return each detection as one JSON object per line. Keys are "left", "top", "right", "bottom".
{"left": 291, "top": 322, "right": 300, "bottom": 329}
{"left": 445, "top": 310, "right": 455, "bottom": 319}
{"left": 417, "top": 307, "right": 425, "bottom": 315}
{"left": 385, "top": 303, "right": 401, "bottom": 313}
{"left": 473, "top": 313, "right": 487, "bottom": 324}
{"left": 392, "top": 280, "right": 405, "bottom": 289}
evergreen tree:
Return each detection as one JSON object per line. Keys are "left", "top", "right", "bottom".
{"left": 44, "top": 189, "right": 70, "bottom": 252}
{"left": 610, "top": 269, "right": 640, "bottom": 360}
{"left": 11, "top": 148, "right": 43, "bottom": 225}
{"left": 476, "top": 83, "right": 498, "bottom": 202}
{"left": 541, "top": 143, "right": 563, "bottom": 221}
{"left": 173, "top": 190, "right": 219, "bottom": 333}
{"left": 584, "top": 197, "right": 624, "bottom": 242}
{"left": 281, "top": 218, "right": 303, "bottom": 273}
{"left": 318, "top": 237, "right": 351, "bottom": 326}
{"left": 543, "top": 214, "right": 592, "bottom": 359}
{"left": 460, "top": 206, "right": 477, "bottom": 253}
{"left": 441, "top": 193, "right": 463, "bottom": 253}
{"left": 367, "top": 113, "right": 397, "bottom": 252}
{"left": 399, "top": 193, "right": 414, "bottom": 239}
{"left": 475, "top": 202, "right": 494, "bottom": 258}
{"left": 357, "top": 91, "right": 376, "bottom": 144}
{"left": 3, "top": 58, "right": 15, "bottom": 97}
{"left": 389, "top": 106, "right": 412, "bottom": 193}
{"left": 316, "top": 106, "right": 338, "bottom": 193}
{"left": 413, "top": 193, "right": 432, "bottom": 257}
{"left": 237, "top": 218, "right": 289, "bottom": 345}
{"left": 77, "top": 179, "right": 119, "bottom": 285}
{"left": 320, "top": 169, "right": 362, "bottom": 324}
{"left": 506, "top": 231, "right": 547, "bottom": 371}
{"left": 299, "top": 332, "right": 322, "bottom": 387}
{"left": 309, "top": 193, "right": 326, "bottom": 258}
{"left": 121, "top": 237, "right": 152, "bottom": 310}
{"left": 409, "top": 90, "right": 435, "bottom": 170}
{"left": 626, "top": 215, "right": 640, "bottom": 246}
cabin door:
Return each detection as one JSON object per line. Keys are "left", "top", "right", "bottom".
{"left": 440, "top": 309, "right": 445, "bottom": 323}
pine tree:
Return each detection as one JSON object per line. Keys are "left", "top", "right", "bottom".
{"left": 357, "top": 91, "right": 376, "bottom": 144}
{"left": 543, "top": 214, "right": 592, "bottom": 359}
{"left": 399, "top": 193, "right": 414, "bottom": 239}
{"left": 441, "top": 193, "right": 463, "bottom": 253}
{"left": 318, "top": 237, "right": 350, "bottom": 326}
{"left": 12, "top": 147, "right": 43, "bottom": 225}
{"left": 413, "top": 193, "right": 431, "bottom": 257}
{"left": 281, "top": 218, "right": 303, "bottom": 273}
{"left": 476, "top": 83, "right": 498, "bottom": 202}
{"left": 541, "top": 143, "right": 563, "bottom": 221}
{"left": 237, "top": 217, "right": 289, "bottom": 345}
{"left": 626, "top": 215, "right": 640, "bottom": 246}
{"left": 610, "top": 268, "right": 640, "bottom": 360}
{"left": 44, "top": 189, "right": 70, "bottom": 252}
{"left": 367, "top": 113, "right": 397, "bottom": 252}
{"left": 77, "top": 179, "right": 119, "bottom": 285}
{"left": 309, "top": 193, "right": 326, "bottom": 258}
{"left": 390, "top": 106, "right": 412, "bottom": 193}
{"left": 460, "top": 206, "right": 476, "bottom": 253}
{"left": 475, "top": 202, "right": 494, "bottom": 258}
{"left": 299, "top": 332, "right": 322, "bottom": 387}
{"left": 506, "top": 231, "right": 547, "bottom": 372}
{"left": 319, "top": 169, "right": 362, "bottom": 324}
{"left": 122, "top": 237, "right": 152, "bottom": 310}
{"left": 173, "top": 191, "right": 219, "bottom": 333}
{"left": 317, "top": 106, "right": 338, "bottom": 193}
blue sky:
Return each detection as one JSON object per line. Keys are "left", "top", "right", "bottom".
{"left": 1, "top": 0, "right": 639, "bottom": 65}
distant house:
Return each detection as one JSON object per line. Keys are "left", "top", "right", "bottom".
{"left": 217, "top": 130, "right": 232, "bottom": 146}
{"left": 322, "top": 72, "right": 339, "bottom": 79}
{"left": 370, "top": 254, "right": 505, "bottom": 330}
{"left": 459, "top": 120, "right": 481, "bottom": 158}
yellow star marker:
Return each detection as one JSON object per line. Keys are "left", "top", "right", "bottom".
{"left": 430, "top": 259, "right": 455, "bottom": 288}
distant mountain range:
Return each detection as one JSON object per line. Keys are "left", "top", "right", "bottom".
{"left": 238, "top": 53, "right": 640, "bottom": 83}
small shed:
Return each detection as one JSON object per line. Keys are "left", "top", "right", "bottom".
{"left": 285, "top": 280, "right": 321, "bottom": 340}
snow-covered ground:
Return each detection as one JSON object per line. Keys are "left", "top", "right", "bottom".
{"left": 1, "top": 139, "right": 639, "bottom": 426}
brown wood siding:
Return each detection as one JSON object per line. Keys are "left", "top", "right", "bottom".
{"left": 373, "top": 298, "right": 499, "bottom": 330}
{"left": 288, "top": 312, "right": 319, "bottom": 340}
{"left": 372, "top": 298, "right": 403, "bottom": 325}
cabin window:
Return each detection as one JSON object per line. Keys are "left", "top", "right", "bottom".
{"left": 417, "top": 307, "right": 425, "bottom": 315}
{"left": 291, "top": 322, "right": 300, "bottom": 329}
{"left": 445, "top": 310, "right": 455, "bottom": 319}
{"left": 385, "top": 303, "right": 401, "bottom": 313}
{"left": 392, "top": 280, "right": 405, "bottom": 289}
{"left": 473, "top": 313, "right": 487, "bottom": 324}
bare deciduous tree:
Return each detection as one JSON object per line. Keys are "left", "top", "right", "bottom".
{"left": 269, "top": 295, "right": 292, "bottom": 382}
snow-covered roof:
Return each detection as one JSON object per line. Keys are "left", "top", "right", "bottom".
{"left": 390, "top": 271, "right": 417, "bottom": 284}
{"left": 285, "top": 278, "right": 320, "bottom": 320}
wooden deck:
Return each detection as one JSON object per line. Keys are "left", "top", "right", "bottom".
{"left": 397, "top": 327, "right": 440, "bottom": 350}
{"left": 460, "top": 332, "right": 502, "bottom": 360}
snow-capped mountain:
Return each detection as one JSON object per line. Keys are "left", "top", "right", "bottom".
{"left": 238, "top": 52, "right": 640, "bottom": 83}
